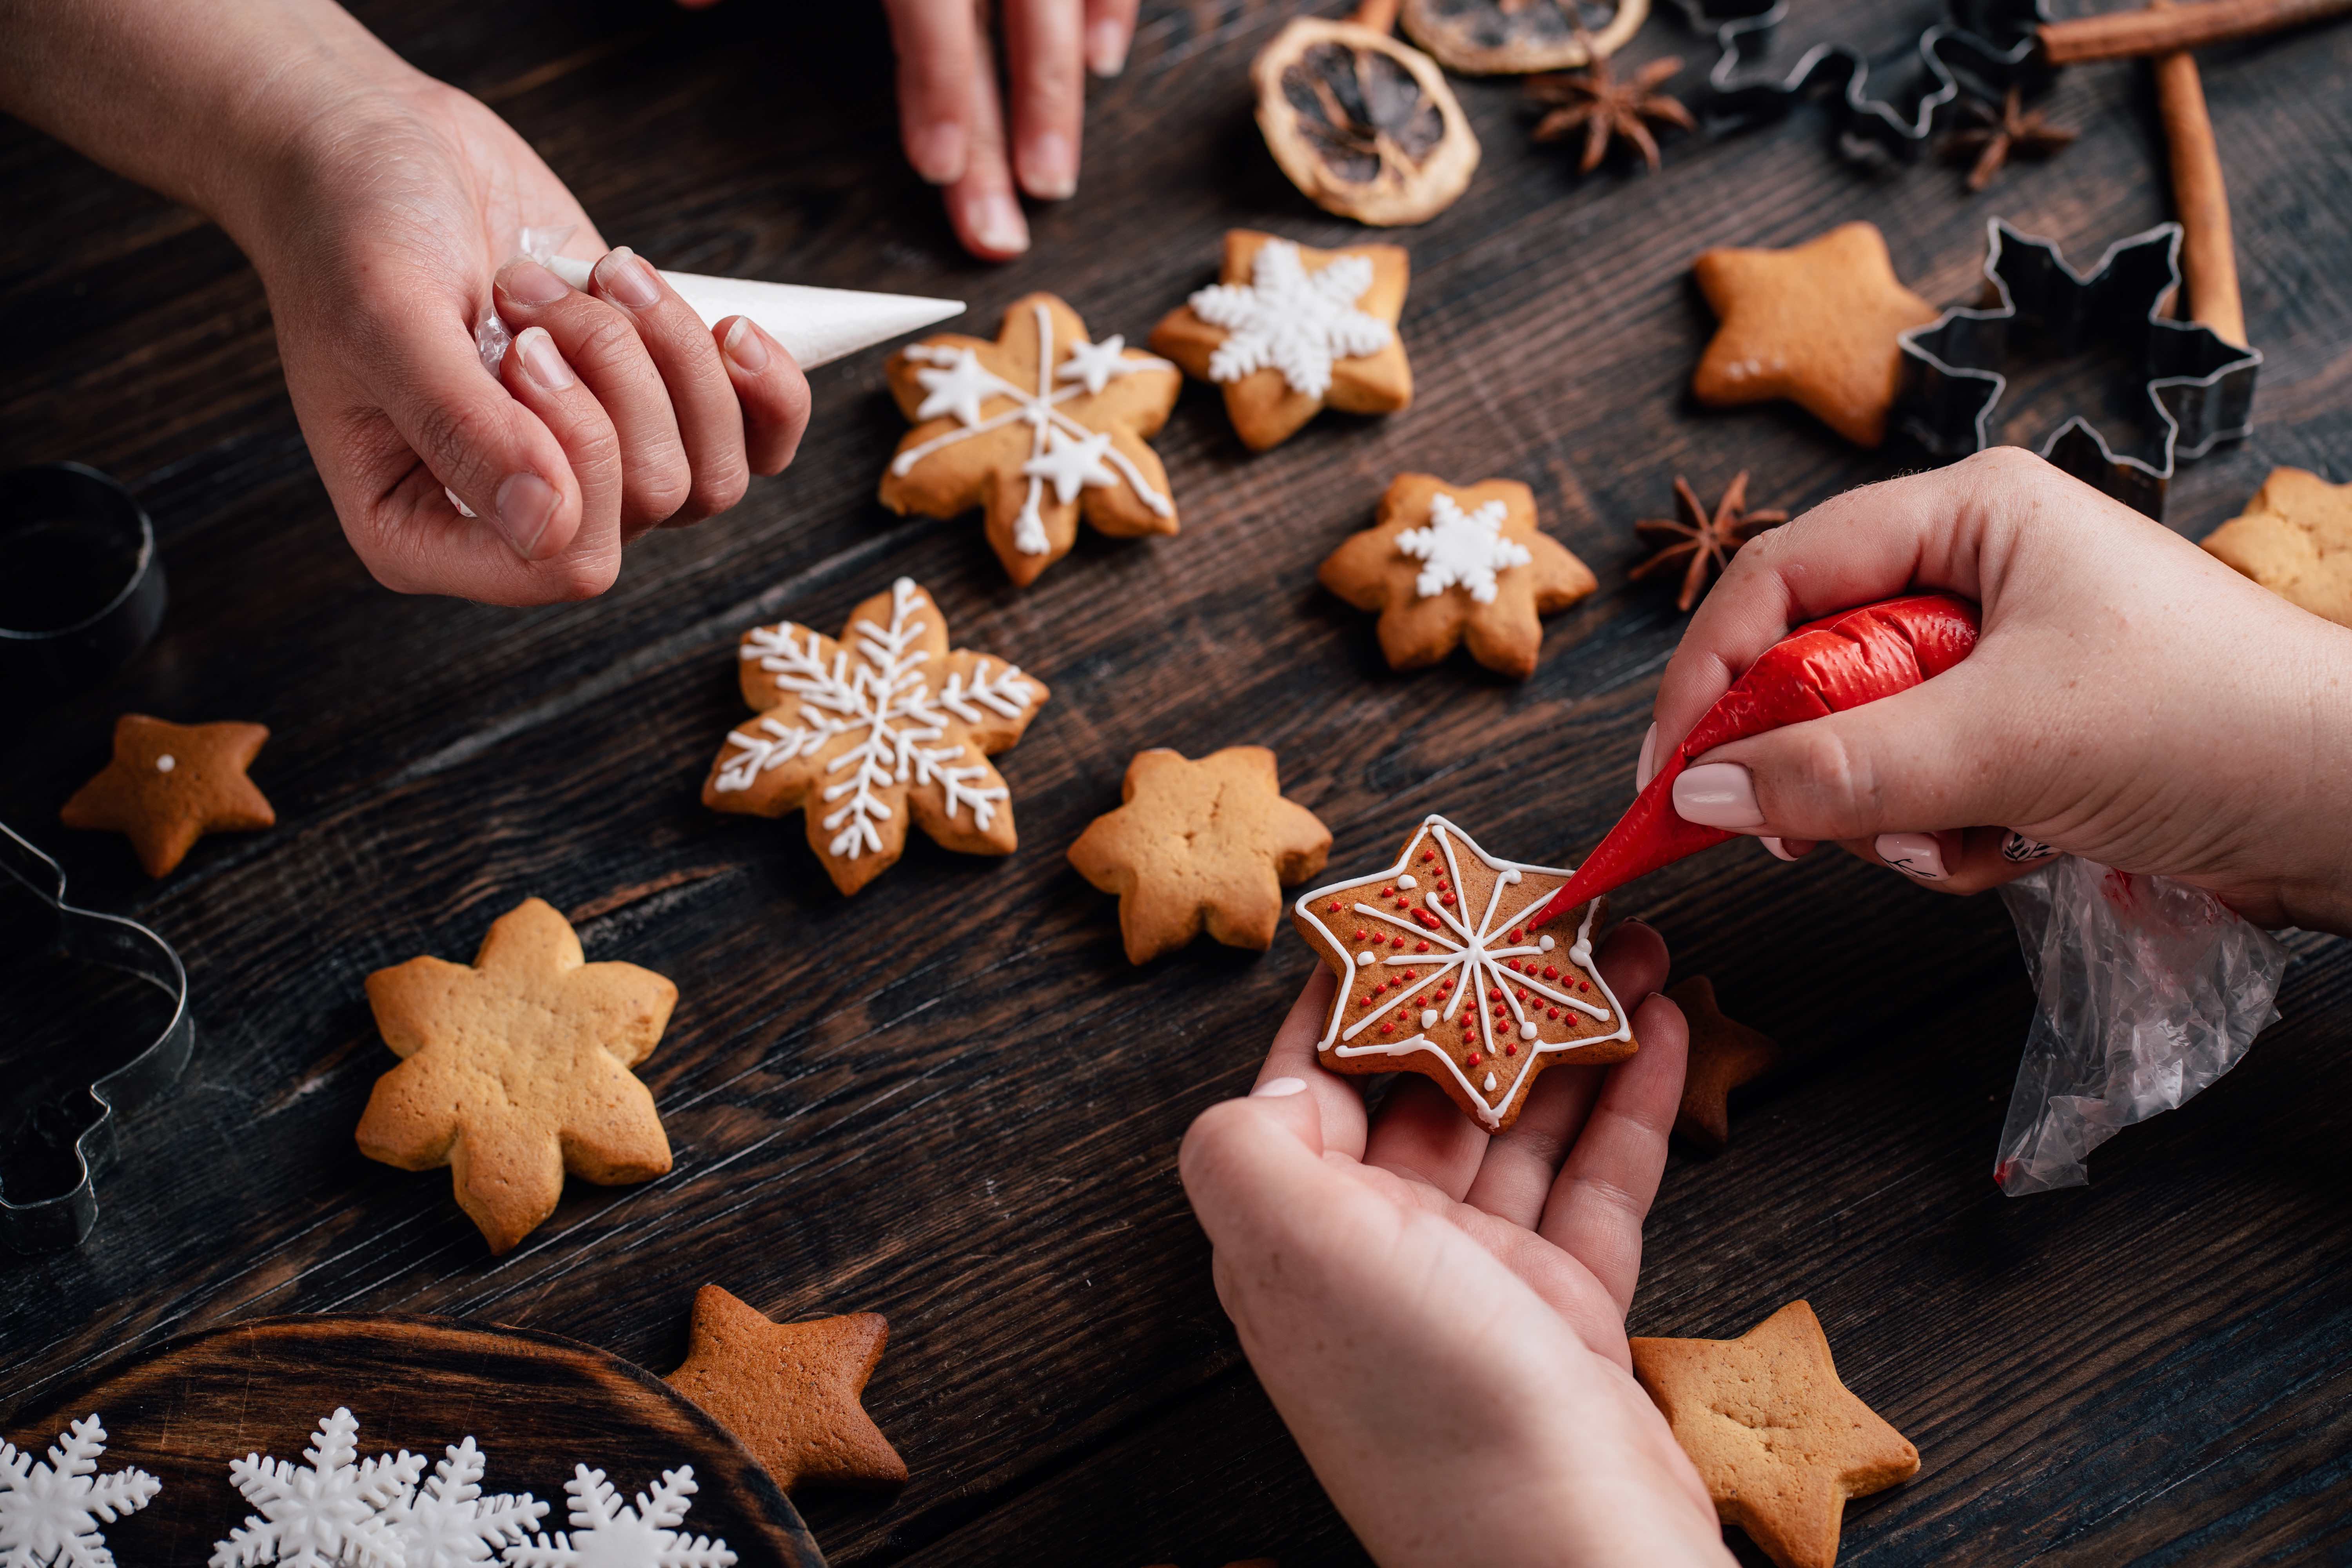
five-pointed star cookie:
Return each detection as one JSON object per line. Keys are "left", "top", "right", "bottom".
{"left": 355, "top": 897, "right": 678, "bottom": 1254}
{"left": 702, "top": 578, "right": 1048, "bottom": 896}
{"left": 59, "top": 714, "right": 275, "bottom": 877}
{"left": 1632, "top": 1301, "right": 1920, "bottom": 1568}
{"left": 1067, "top": 747, "right": 1332, "bottom": 965}
{"left": 665, "top": 1285, "right": 908, "bottom": 1491}
{"left": 1151, "top": 230, "right": 1412, "bottom": 452}
{"left": 881, "top": 293, "right": 1182, "bottom": 586}
{"left": 2201, "top": 465, "right": 2352, "bottom": 628}
{"left": 1691, "top": 222, "right": 1938, "bottom": 448}
{"left": 1667, "top": 975, "right": 1778, "bottom": 1154}
{"left": 1318, "top": 475, "right": 1597, "bottom": 679}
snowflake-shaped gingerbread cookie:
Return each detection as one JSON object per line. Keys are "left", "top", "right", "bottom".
{"left": 0, "top": 1413, "right": 160, "bottom": 1568}
{"left": 702, "top": 579, "right": 1048, "bottom": 895}
{"left": 211, "top": 1408, "right": 422, "bottom": 1568}
{"left": 1292, "top": 816, "right": 1634, "bottom": 1131}
{"left": 1318, "top": 475, "right": 1597, "bottom": 679}
{"left": 1151, "top": 231, "right": 1412, "bottom": 451}
{"left": 504, "top": 1465, "right": 733, "bottom": 1568}
{"left": 880, "top": 294, "right": 1181, "bottom": 586}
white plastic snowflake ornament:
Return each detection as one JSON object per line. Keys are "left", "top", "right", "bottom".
{"left": 702, "top": 578, "right": 1049, "bottom": 896}
{"left": 0, "top": 1414, "right": 160, "bottom": 1568}
{"left": 211, "top": 1408, "right": 422, "bottom": 1568}
{"left": 502, "top": 1466, "right": 733, "bottom": 1568}
{"left": 380, "top": 1438, "right": 544, "bottom": 1568}
{"left": 1395, "top": 493, "right": 1530, "bottom": 603}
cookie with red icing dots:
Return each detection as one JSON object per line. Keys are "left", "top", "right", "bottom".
{"left": 1290, "top": 814, "right": 1634, "bottom": 1131}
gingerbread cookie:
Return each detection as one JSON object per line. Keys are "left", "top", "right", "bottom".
{"left": 356, "top": 898, "right": 677, "bottom": 1254}
{"left": 2201, "top": 465, "right": 2352, "bottom": 627}
{"left": 1632, "top": 1301, "right": 1918, "bottom": 1568}
{"left": 1691, "top": 222, "right": 1938, "bottom": 448}
{"left": 702, "top": 578, "right": 1048, "bottom": 896}
{"left": 1667, "top": 975, "right": 1778, "bottom": 1154}
{"left": 1150, "top": 231, "right": 1412, "bottom": 452}
{"left": 1068, "top": 747, "right": 1332, "bottom": 965}
{"left": 1291, "top": 815, "right": 1633, "bottom": 1131}
{"left": 880, "top": 294, "right": 1181, "bottom": 586}
{"left": 1318, "top": 474, "right": 1597, "bottom": 678}
{"left": 666, "top": 1285, "right": 907, "bottom": 1492}
{"left": 60, "top": 715, "right": 274, "bottom": 877}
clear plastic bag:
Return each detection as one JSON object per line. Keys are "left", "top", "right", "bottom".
{"left": 1992, "top": 856, "right": 2288, "bottom": 1195}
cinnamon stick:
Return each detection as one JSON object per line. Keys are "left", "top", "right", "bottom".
{"left": 1352, "top": 0, "right": 1403, "bottom": 33}
{"left": 2147, "top": 2, "right": 2248, "bottom": 344}
{"left": 2039, "top": 0, "right": 2352, "bottom": 64}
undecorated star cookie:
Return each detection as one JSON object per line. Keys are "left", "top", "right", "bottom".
{"left": 1292, "top": 815, "right": 1633, "bottom": 1131}
{"left": 1151, "top": 231, "right": 1412, "bottom": 452}
{"left": 881, "top": 294, "right": 1181, "bottom": 586}
{"left": 1667, "top": 975, "right": 1778, "bottom": 1154}
{"left": 60, "top": 715, "right": 275, "bottom": 877}
{"left": 2201, "top": 465, "right": 2352, "bottom": 627}
{"left": 1632, "top": 1301, "right": 1920, "bottom": 1568}
{"left": 1068, "top": 747, "right": 1332, "bottom": 964}
{"left": 356, "top": 897, "right": 677, "bottom": 1254}
{"left": 1692, "top": 222, "right": 1938, "bottom": 448}
{"left": 1319, "top": 474, "right": 1597, "bottom": 678}
{"left": 702, "top": 578, "right": 1048, "bottom": 896}
{"left": 665, "top": 1285, "right": 907, "bottom": 1492}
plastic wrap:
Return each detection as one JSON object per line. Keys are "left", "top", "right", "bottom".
{"left": 1992, "top": 856, "right": 2288, "bottom": 1195}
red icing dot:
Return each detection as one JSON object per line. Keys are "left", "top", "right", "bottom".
{"left": 1415, "top": 940, "right": 1430, "bottom": 953}
{"left": 1548, "top": 1007, "right": 1561, "bottom": 1020}
{"left": 1504, "top": 1043, "right": 1518, "bottom": 1056}
{"left": 1353, "top": 929, "right": 1367, "bottom": 941}
{"left": 1543, "top": 965, "right": 1559, "bottom": 979}
{"left": 1327, "top": 902, "right": 1341, "bottom": 913}
{"left": 1390, "top": 935, "right": 1405, "bottom": 947}
{"left": 1381, "top": 1022, "right": 1395, "bottom": 1034}
{"left": 1466, "top": 1052, "right": 1482, "bottom": 1067}
{"left": 1509, "top": 927, "right": 1524, "bottom": 942}
{"left": 1488, "top": 987, "right": 1503, "bottom": 1001}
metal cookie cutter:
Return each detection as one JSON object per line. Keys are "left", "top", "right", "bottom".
{"left": 1893, "top": 218, "right": 2261, "bottom": 519}
{"left": 0, "top": 822, "right": 194, "bottom": 1252}
{"left": 0, "top": 463, "right": 168, "bottom": 694}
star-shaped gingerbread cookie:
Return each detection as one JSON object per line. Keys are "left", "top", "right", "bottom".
{"left": 2201, "top": 465, "right": 2352, "bottom": 628}
{"left": 1668, "top": 975, "right": 1779, "bottom": 1154}
{"left": 881, "top": 294, "right": 1182, "bottom": 586}
{"left": 355, "top": 897, "right": 677, "bottom": 1254}
{"left": 1068, "top": 747, "right": 1332, "bottom": 965}
{"left": 666, "top": 1285, "right": 907, "bottom": 1491}
{"left": 1151, "top": 230, "right": 1412, "bottom": 452}
{"left": 1632, "top": 1301, "right": 1920, "bottom": 1568}
{"left": 60, "top": 715, "right": 275, "bottom": 877}
{"left": 1319, "top": 475, "right": 1597, "bottom": 679}
{"left": 1691, "top": 222, "right": 1938, "bottom": 448}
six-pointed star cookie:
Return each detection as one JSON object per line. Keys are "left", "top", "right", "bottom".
{"left": 666, "top": 1285, "right": 908, "bottom": 1492}
{"left": 59, "top": 714, "right": 275, "bottom": 877}
{"left": 1319, "top": 475, "right": 1597, "bottom": 679}
{"left": 1151, "top": 230, "right": 1412, "bottom": 452}
{"left": 1292, "top": 815, "right": 1634, "bottom": 1131}
{"left": 1691, "top": 221, "right": 1938, "bottom": 447}
{"left": 702, "top": 578, "right": 1048, "bottom": 896}
{"left": 2201, "top": 465, "right": 2352, "bottom": 628}
{"left": 356, "top": 897, "right": 678, "bottom": 1254}
{"left": 1632, "top": 1301, "right": 1920, "bottom": 1568}
{"left": 881, "top": 293, "right": 1182, "bottom": 586}
{"left": 1068, "top": 747, "right": 1332, "bottom": 964}
{"left": 1667, "top": 975, "right": 1779, "bottom": 1154}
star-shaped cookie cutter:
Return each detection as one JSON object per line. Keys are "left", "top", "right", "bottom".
{"left": 0, "top": 820, "right": 194, "bottom": 1252}
{"left": 1892, "top": 218, "right": 2261, "bottom": 518}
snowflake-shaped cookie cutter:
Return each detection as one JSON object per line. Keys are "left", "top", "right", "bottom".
{"left": 0, "top": 821, "right": 194, "bottom": 1255}
{"left": 1892, "top": 218, "right": 2261, "bottom": 519}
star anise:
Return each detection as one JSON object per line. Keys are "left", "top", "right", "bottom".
{"left": 1942, "top": 87, "right": 2077, "bottom": 191}
{"left": 1630, "top": 473, "right": 1787, "bottom": 612}
{"left": 1527, "top": 47, "right": 1693, "bottom": 173}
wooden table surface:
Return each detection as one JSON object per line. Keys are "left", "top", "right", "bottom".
{"left": 6, "top": 2, "right": 2352, "bottom": 1563}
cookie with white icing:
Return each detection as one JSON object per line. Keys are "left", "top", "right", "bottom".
{"left": 1292, "top": 815, "right": 1634, "bottom": 1131}
{"left": 1149, "top": 231, "right": 1412, "bottom": 452}
{"left": 1318, "top": 474, "right": 1597, "bottom": 678}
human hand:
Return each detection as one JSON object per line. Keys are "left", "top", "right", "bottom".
{"left": 1649, "top": 447, "right": 2352, "bottom": 933}
{"left": 1179, "top": 925, "right": 1732, "bottom": 1568}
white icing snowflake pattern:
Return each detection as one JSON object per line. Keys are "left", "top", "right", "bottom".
{"left": 0, "top": 1414, "right": 160, "bottom": 1568}
{"left": 379, "top": 1439, "right": 544, "bottom": 1568}
{"left": 211, "top": 1408, "right": 423, "bottom": 1568}
{"left": 1395, "top": 493, "right": 1531, "bottom": 604}
{"left": 894, "top": 305, "right": 1174, "bottom": 555}
{"left": 711, "top": 578, "right": 1038, "bottom": 860}
{"left": 1188, "top": 238, "right": 1394, "bottom": 400}
{"left": 502, "top": 1466, "right": 733, "bottom": 1568}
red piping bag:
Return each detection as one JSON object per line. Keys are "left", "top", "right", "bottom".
{"left": 1531, "top": 593, "right": 1982, "bottom": 927}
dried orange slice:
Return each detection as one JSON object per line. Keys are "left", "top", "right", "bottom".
{"left": 1253, "top": 16, "right": 1481, "bottom": 227}
{"left": 1401, "top": 0, "right": 1650, "bottom": 74}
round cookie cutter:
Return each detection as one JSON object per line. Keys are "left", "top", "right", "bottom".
{"left": 0, "top": 462, "right": 169, "bottom": 694}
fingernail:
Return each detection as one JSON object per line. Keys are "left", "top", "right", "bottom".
{"left": 1087, "top": 17, "right": 1131, "bottom": 76}
{"left": 500, "top": 257, "right": 572, "bottom": 305}
{"left": 1761, "top": 836, "right": 1798, "bottom": 862}
{"left": 1634, "top": 723, "right": 1660, "bottom": 793}
{"left": 595, "top": 246, "right": 662, "bottom": 310}
{"left": 1876, "top": 832, "right": 1948, "bottom": 881}
{"left": 908, "top": 120, "right": 967, "bottom": 184}
{"left": 722, "top": 316, "right": 770, "bottom": 373}
{"left": 2000, "top": 830, "right": 2060, "bottom": 864}
{"left": 494, "top": 472, "right": 561, "bottom": 559}
{"left": 1021, "top": 132, "right": 1078, "bottom": 200}
{"left": 1252, "top": 1077, "right": 1308, "bottom": 1098}
{"left": 969, "top": 191, "right": 1029, "bottom": 256}
{"left": 1673, "top": 762, "right": 1764, "bottom": 830}
{"left": 515, "top": 326, "right": 575, "bottom": 391}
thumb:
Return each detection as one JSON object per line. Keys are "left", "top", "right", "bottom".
{"left": 1179, "top": 1084, "right": 1329, "bottom": 1249}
